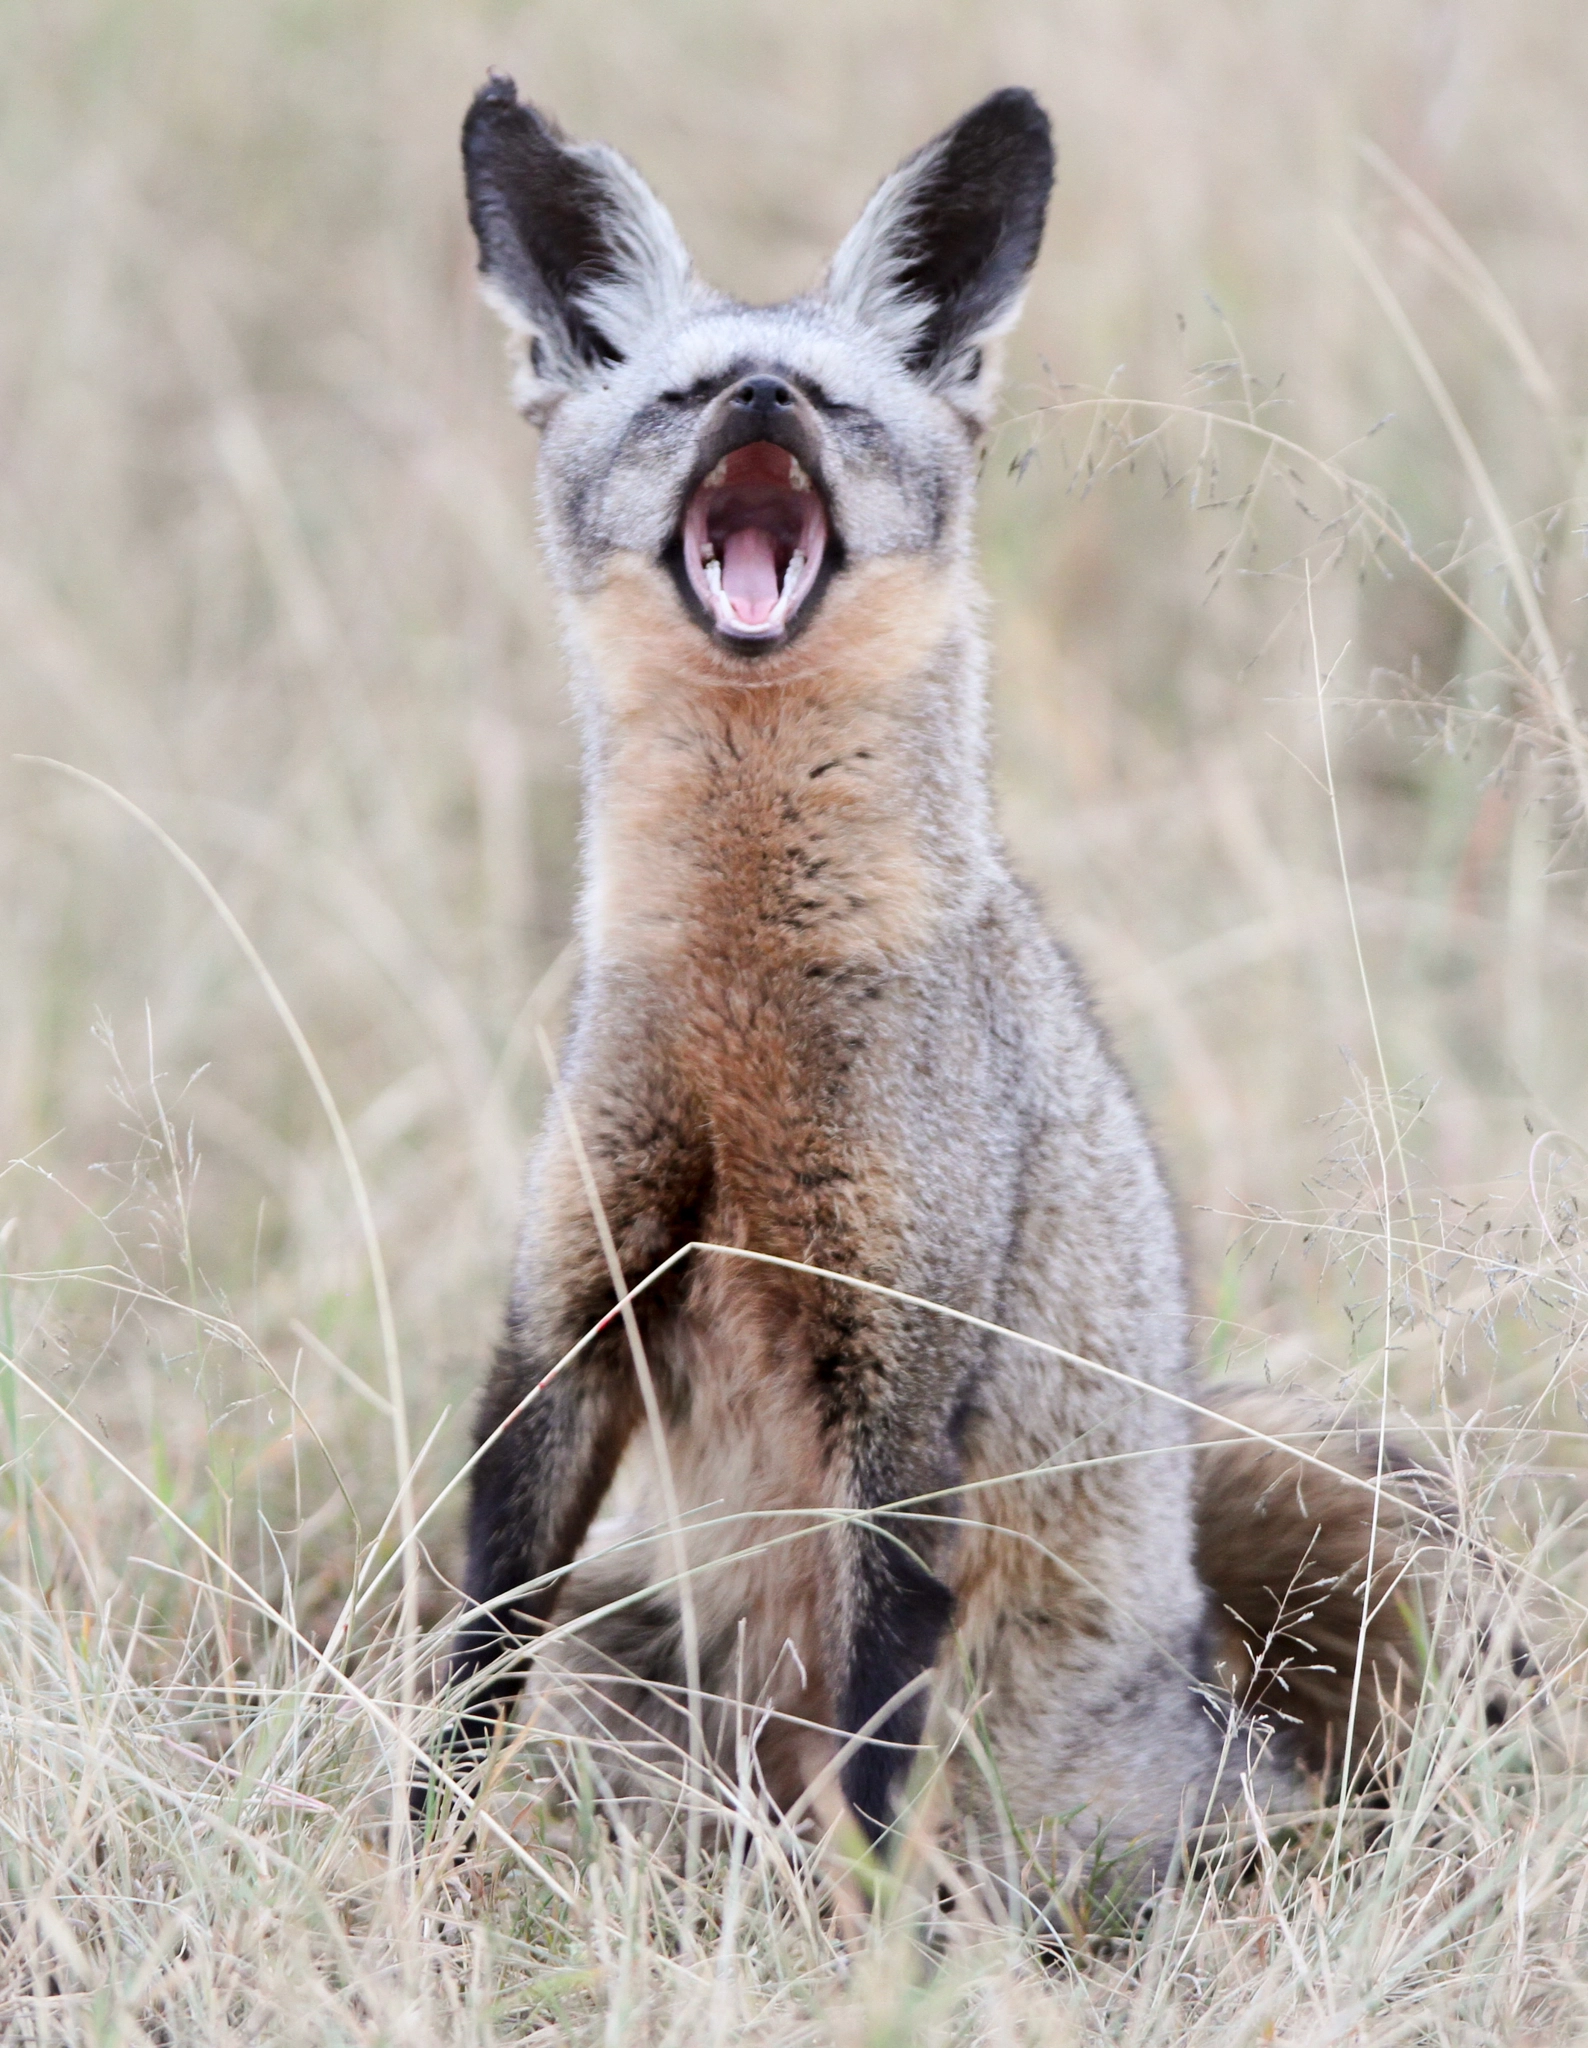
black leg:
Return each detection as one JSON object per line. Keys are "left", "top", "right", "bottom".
{"left": 413, "top": 1343, "right": 640, "bottom": 1826}
{"left": 813, "top": 1300, "right": 966, "bottom": 1843}
{"left": 837, "top": 1512, "right": 957, "bottom": 1839}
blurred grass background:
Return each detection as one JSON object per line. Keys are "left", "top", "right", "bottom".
{"left": 5, "top": 2, "right": 1588, "bottom": 2038}
{"left": 10, "top": 0, "right": 1588, "bottom": 1500}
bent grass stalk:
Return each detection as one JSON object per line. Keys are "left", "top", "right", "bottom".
{"left": 16, "top": 760, "right": 421, "bottom": 1733}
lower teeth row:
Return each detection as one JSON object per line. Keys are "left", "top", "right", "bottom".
{"left": 702, "top": 547, "right": 809, "bottom": 622}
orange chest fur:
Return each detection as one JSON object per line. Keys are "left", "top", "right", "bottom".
{"left": 575, "top": 551, "right": 958, "bottom": 974}
{"left": 592, "top": 710, "right": 913, "bottom": 1209}
{"left": 572, "top": 562, "right": 955, "bottom": 1240}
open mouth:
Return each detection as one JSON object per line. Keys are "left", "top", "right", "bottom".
{"left": 680, "top": 442, "right": 830, "bottom": 644}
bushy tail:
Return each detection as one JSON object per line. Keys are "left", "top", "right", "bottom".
{"left": 1192, "top": 1384, "right": 1464, "bottom": 1778}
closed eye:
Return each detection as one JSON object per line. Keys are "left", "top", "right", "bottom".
{"left": 657, "top": 371, "right": 739, "bottom": 407}
{"left": 657, "top": 369, "right": 874, "bottom": 425}
{"left": 787, "top": 374, "right": 870, "bottom": 421}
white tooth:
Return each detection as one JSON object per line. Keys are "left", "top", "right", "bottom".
{"left": 759, "top": 550, "right": 807, "bottom": 632}
{"left": 704, "top": 460, "right": 727, "bottom": 488}
{"left": 705, "top": 557, "right": 724, "bottom": 603}
{"left": 701, "top": 541, "right": 715, "bottom": 562}
{"left": 788, "top": 459, "right": 810, "bottom": 493}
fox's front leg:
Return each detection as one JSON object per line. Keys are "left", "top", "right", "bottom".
{"left": 818, "top": 1315, "right": 966, "bottom": 1842}
{"left": 416, "top": 1096, "right": 700, "bottom": 1819}
{"left": 835, "top": 1500, "right": 958, "bottom": 1841}
{"left": 423, "top": 1330, "right": 642, "bottom": 1799}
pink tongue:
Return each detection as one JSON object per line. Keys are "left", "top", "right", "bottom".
{"left": 720, "top": 527, "right": 780, "bottom": 625}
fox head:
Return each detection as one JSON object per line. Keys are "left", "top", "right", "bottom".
{"left": 462, "top": 79, "right": 1053, "bottom": 668}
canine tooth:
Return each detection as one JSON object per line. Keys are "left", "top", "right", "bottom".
{"left": 701, "top": 541, "right": 716, "bottom": 562}
{"left": 788, "top": 459, "right": 810, "bottom": 493}
{"left": 704, "top": 460, "right": 727, "bottom": 488}
{"left": 781, "top": 549, "right": 806, "bottom": 599}
{"left": 705, "top": 557, "right": 724, "bottom": 601}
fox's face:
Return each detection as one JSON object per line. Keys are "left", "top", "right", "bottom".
{"left": 462, "top": 81, "right": 1053, "bottom": 664}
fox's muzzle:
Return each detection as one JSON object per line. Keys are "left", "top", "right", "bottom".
{"left": 673, "top": 370, "right": 836, "bottom": 648}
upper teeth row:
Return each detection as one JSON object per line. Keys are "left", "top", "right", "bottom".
{"left": 702, "top": 456, "right": 812, "bottom": 492}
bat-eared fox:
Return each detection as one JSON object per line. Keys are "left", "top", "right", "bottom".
{"left": 416, "top": 75, "right": 1494, "bottom": 1920}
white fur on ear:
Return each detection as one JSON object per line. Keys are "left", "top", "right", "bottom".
{"left": 824, "top": 89, "right": 1054, "bottom": 422}
{"left": 826, "top": 146, "right": 949, "bottom": 363}
{"left": 565, "top": 145, "right": 699, "bottom": 362}
{"left": 475, "top": 273, "right": 566, "bottom": 425}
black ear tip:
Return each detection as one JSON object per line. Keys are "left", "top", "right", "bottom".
{"left": 961, "top": 87, "right": 1055, "bottom": 177}
{"left": 979, "top": 85, "right": 1052, "bottom": 134}
{"left": 464, "top": 73, "right": 523, "bottom": 152}
{"left": 471, "top": 70, "right": 522, "bottom": 115}
{"left": 463, "top": 74, "right": 566, "bottom": 163}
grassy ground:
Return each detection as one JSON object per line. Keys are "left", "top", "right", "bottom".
{"left": 5, "top": 0, "right": 1588, "bottom": 2038}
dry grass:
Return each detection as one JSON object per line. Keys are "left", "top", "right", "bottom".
{"left": 6, "top": 0, "right": 1588, "bottom": 2039}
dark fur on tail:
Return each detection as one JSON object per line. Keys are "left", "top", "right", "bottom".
{"left": 1193, "top": 1385, "right": 1455, "bottom": 1778}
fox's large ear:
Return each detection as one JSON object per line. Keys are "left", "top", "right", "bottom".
{"left": 462, "top": 76, "right": 700, "bottom": 421}
{"left": 825, "top": 89, "right": 1054, "bottom": 422}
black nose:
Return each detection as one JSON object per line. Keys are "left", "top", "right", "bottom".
{"left": 728, "top": 374, "right": 796, "bottom": 415}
